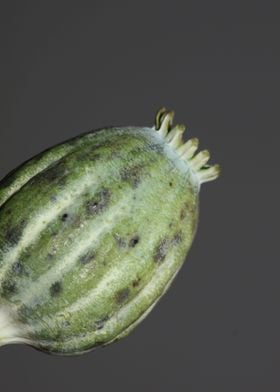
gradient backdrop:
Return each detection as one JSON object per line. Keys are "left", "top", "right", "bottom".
{"left": 0, "top": 1, "right": 279, "bottom": 391}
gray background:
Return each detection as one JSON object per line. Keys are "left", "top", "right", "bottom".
{"left": 0, "top": 1, "right": 279, "bottom": 391}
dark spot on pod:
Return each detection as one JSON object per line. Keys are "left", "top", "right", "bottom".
{"left": 86, "top": 188, "right": 110, "bottom": 215}
{"left": 94, "top": 315, "right": 110, "bottom": 330}
{"left": 120, "top": 166, "right": 142, "bottom": 188}
{"left": 172, "top": 231, "right": 183, "bottom": 245}
{"left": 5, "top": 219, "right": 26, "bottom": 246}
{"left": 80, "top": 251, "right": 95, "bottom": 265}
{"left": 132, "top": 277, "right": 141, "bottom": 288}
{"left": 50, "top": 281, "right": 62, "bottom": 296}
{"left": 115, "top": 287, "right": 130, "bottom": 305}
{"left": 1, "top": 280, "right": 17, "bottom": 296}
{"left": 129, "top": 235, "right": 140, "bottom": 248}
{"left": 61, "top": 213, "right": 69, "bottom": 222}
{"left": 47, "top": 253, "right": 54, "bottom": 261}
{"left": 169, "top": 181, "right": 173, "bottom": 187}
{"left": 154, "top": 238, "right": 169, "bottom": 263}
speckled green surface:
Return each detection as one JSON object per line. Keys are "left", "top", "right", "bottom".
{"left": 0, "top": 110, "right": 219, "bottom": 355}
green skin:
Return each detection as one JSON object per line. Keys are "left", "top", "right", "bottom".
{"left": 0, "top": 125, "right": 199, "bottom": 355}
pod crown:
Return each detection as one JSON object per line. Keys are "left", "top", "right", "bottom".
{"left": 153, "top": 107, "right": 220, "bottom": 184}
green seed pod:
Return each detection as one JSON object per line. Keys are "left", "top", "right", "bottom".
{"left": 0, "top": 108, "right": 220, "bottom": 355}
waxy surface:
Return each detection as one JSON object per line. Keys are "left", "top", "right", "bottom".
{"left": 0, "top": 126, "right": 198, "bottom": 354}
